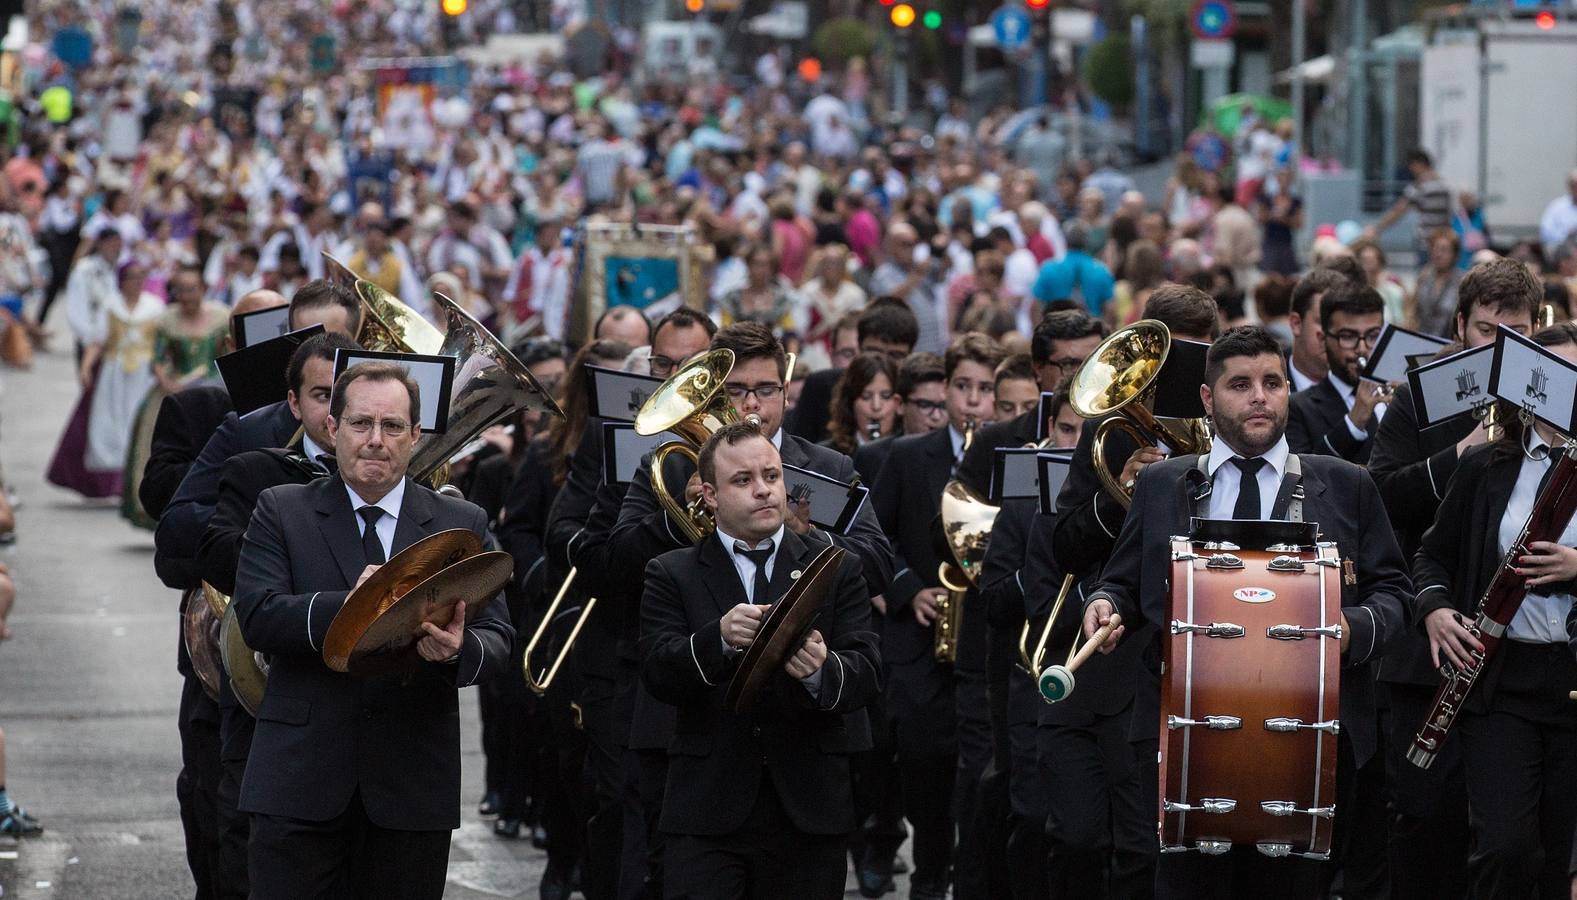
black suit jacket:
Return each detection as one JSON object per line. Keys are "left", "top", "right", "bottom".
{"left": 639, "top": 528, "right": 879, "bottom": 836}
{"left": 1053, "top": 411, "right": 1141, "bottom": 578}
{"left": 870, "top": 427, "right": 956, "bottom": 667}
{"left": 1287, "top": 378, "right": 1374, "bottom": 464}
{"left": 197, "top": 449, "right": 325, "bottom": 597}
{"left": 851, "top": 433, "right": 897, "bottom": 485}
{"left": 140, "top": 384, "right": 232, "bottom": 521}
{"left": 233, "top": 475, "right": 515, "bottom": 830}
{"left": 156, "top": 400, "right": 300, "bottom": 591}
{"left": 1412, "top": 441, "right": 1577, "bottom": 713}
{"left": 956, "top": 410, "right": 1037, "bottom": 498}
{"left": 1089, "top": 452, "right": 1412, "bottom": 765}
{"left": 787, "top": 366, "right": 842, "bottom": 444}
{"left": 1368, "top": 383, "right": 1476, "bottom": 686}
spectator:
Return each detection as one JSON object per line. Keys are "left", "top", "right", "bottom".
{"left": 1257, "top": 167, "right": 1304, "bottom": 276}
{"left": 1413, "top": 228, "right": 1465, "bottom": 337}
{"left": 1367, "top": 148, "right": 1455, "bottom": 264}
{"left": 870, "top": 223, "right": 946, "bottom": 354}
{"left": 1350, "top": 237, "right": 1408, "bottom": 325}
{"left": 1255, "top": 273, "right": 1296, "bottom": 349}
{"left": 1538, "top": 169, "right": 1577, "bottom": 261}
{"left": 1032, "top": 221, "right": 1115, "bottom": 318}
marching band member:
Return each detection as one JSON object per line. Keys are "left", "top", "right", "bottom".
{"left": 1412, "top": 322, "right": 1577, "bottom": 900}
{"left": 1082, "top": 326, "right": 1412, "bottom": 896}
{"left": 1286, "top": 281, "right": 1389, "bottom": 464}
{"left": 639, "top": 420, "right": 880, "bottom": 899}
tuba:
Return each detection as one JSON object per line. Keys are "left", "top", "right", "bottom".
{"left": 633, "top": 348, "right": 751, "bottom": 542}
{"left": 1067, "top": 320, "right": 1210, "bottom": 507}
{"left": 934, "top": 421, "right": 999, "bottom": 663}
{"left": 323, "top": 252, "right": 446, "bottom": 356}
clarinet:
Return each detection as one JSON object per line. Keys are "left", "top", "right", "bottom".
{"left": 1407, "top": 444, "right": 1577, "bottom": 768}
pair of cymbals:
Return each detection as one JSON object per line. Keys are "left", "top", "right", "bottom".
{"left": 724, "top": 545, "right": 847, "bottom": 715}
{"left": 322, "top": 528, "right": 513, "bottom": 675}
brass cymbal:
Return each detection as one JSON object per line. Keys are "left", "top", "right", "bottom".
{"left": 221, "top": 602, "right": 267, "bottom": 717}
{"left": 724, "top": 546, "right": 846, "bottom": 715}
{"left": 202, "top": 580, "right": 230, "bottom": 618}
{"left": 183, "top": 588, "right": 224, "bottom": 703}
{"left": 342, "top": 550, "right": 513, "bottom": 675}
{"left": 322, "top": 528, "right": 483, "bottom": 672}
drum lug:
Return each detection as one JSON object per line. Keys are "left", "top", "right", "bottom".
{"left": 1298, "top": 850, "right": 1333, "bottom": 861}
{"left": 1264, "top": 717, "right": 1341, "bottom": 735}
{"left": 1168, "top": 715, "right": 1243, "bottom": 731}
{"left": 1261, "top": 801, "right": 1336, "bottom": 819}
{"left": 1172, "top": 551, "right": 1200, "bottom": 562}
{"left": 1201, "top": 541, "right": 1241, "bottom": 551}
{"left": 1164, "top": 798, "right": 1237, "bottom": 814}
{"left": 1205, "top": 553, "right": 1244, "bottom": 569}
{"left": 1266, "top": 555, "right": 1308, "bottom": 572}
{"left": 1266, "top": 623, "right": 1343, "bottom": 641}
{"left": 1265, "top": 542, "right": 1302, "bottom": 552}
{"left": 1171, "top": 619, "right": 1246, "bottom": 639}
{"left": 1256, "top": 842, "right": 1293, "bottom": 858}
{"left": 1196, "top": 840, "right": 1232, "bottom": 855}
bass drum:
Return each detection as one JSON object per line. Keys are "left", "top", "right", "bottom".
{"left": 1158, "top": 538, "right": 1342, "bottom": 860}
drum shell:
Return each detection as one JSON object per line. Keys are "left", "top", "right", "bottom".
{"left": 1158, "top": 540, "right": 1341, "bottom": 857}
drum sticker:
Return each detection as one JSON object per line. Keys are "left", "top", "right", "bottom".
{"left": 1232, "top": 587, "right": 1276, "bottom": 604}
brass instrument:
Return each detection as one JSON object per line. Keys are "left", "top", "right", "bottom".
{"left": 323, "top": 252, "right": 446, "bottom": 356}
{"left": 1068, "top": 320, "right": 1211, "bottom": 506}
{"left": 934, "top": 421, "right": 999, "bottom": 663}
{"left": 1020, "top": 573, "right": 1076, "bottom": 676}
{"left": 523, "top": 568, "right": 597, "bottom": 695}
{"left": 633, "top": 349, "right": 751, "bottom": 542}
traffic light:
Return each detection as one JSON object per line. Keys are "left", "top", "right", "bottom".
{"left": 684, "top": 0, "right": 704, "bottom": 12}
{"left": 890, "top": 2, "right": 915, "bottom": 27}
{"left": 1535, "top": 10, "right": 1556, "bottom": 29}
{"left": 922, "top": 9, "right": 941, "bottom": 28}
{"left": 441, "top": 0, "right": 467, "bottom": 15}
{"left": 1025, "top": 0, "right": 1050, "bottom": 8}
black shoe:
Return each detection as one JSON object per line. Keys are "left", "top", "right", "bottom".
{"left": 477, "top": 791, "right": 501, "bottom": 816}
{"left": 493, "top": 817, "right": 522, "bottom": 839}
{"left": 540, "top": 862, "right": 573, "bottom": 900}
{"left": 857, "top": 847, "right": 896, "bottom": 898}
{"left": 909, "top": 880, "right": 948, "bottom": 900}
{"left": 530, "top": 824, "right": 549, "bottom": 850}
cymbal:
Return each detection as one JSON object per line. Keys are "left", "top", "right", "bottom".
{"left": 221, "top": 602, "right": 267, "bottom": 717}
{"left": 724, "top": 546, "right": 846, "bottom": 715}
{"left": 341, "top": 550, "right": 513, "bottom": 675}
{"left": 202, "top": 580, "right": 230, "bottom": 618}
{"left": 183, "top": 588, "right": 224, "bottom": 703}
{"left": 323, "top": 528, "right": 483, "bottom": 672}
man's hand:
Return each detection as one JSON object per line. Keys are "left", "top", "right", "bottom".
{"left": 1118, "top": 447, "right": 1166, "bottom": 493}
{"left": 784, "top": 629, "right": 828, "bottom": 680}
{"left": 1340, "top": 612, "right": 1351, "bottom": 656}
{"left": 913, "top": 587, "right": 946, "bottom": 626}
{"left": 354, "top": 565, "right": 380, "bottom": 591}
{"left": 1424, "top": 607, "right": 1485, "bottom": 672}
{"left": 1082, "top": 598, "right": 1125, "bottom": 654}
{"left": 1348, "top": 380, "right": 1390, "bottom": 432}
{"left": 684, "top": 473, "right": 703, "bottom": 506}
{"left": 784, "top": 492, "right": 812, "bottom": 535}
{"left": 722, "top": 603, "right": 766, "bottom": 650}
{"left": 870, "top": 594, "right": 888, "bottom": 616}
{"left": 417, "top": 601, "right": 466, "bottom": 662}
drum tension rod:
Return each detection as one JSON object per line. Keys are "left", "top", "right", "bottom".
{"left": 1256, "top": 842, "right": 1331, "bottom": 861}
{"left": 1264, "top": 717, "right": 1341, "bottom": 735}
{"left": 1171, "top": 620, "right": 1246, "bottom": 639}
{"left": 1195, "top": 840, "right": 1232, "bottom": 855}
{"left": 1267, "top": 623, "right": 1343, "bottom": 641}
{"left": 1205, "top": 553, "right": 1244, "bottom": 569}
{"left": 1167, "top": 715, "right": 1242, "bottom": 731}
{"left": 1261, "top": 801, "right": 1336, "bottom": 819}
{"left": 1163, "top": 798, "right": 1237, "bottom": 815}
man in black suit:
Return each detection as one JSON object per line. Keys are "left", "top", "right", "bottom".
{"left": 790, "top": 299, "right": 918, "bottom": 444}
{"left": 870, "top": 333, "right": 1005, "bottom": 900}
{"left": 234, "top": 361, "right": 514, "bottom": 898}
{"left": 1286, "top": 268, "right": 1347, "bottom": 393}
{"left": 1083, "top": 327, "right": 1412, "bottom": 896}
{"left": 640, "top": 420, "right": 881, "bottom": 899}
{"left": 192, "top": 332, "right": 359, "bottom": 900}
{"left": 1368, "top": 258, "right": 1538, "bottom": 899}
{"left": 1286, "top": 281, "right": 1389, "bottom": 464}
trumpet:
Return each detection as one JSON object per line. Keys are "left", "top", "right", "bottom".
{"left": 522, "top": 567, "right": 597, "bottom": 695}
{"left": 1067, "top": 320, "right": 1210, "bottom": 506}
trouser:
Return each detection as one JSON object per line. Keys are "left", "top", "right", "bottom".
{"left": 849, "top": 692, "right": 906, "bottom": 867}
{"left": 248, "top": 791, "right": 451, "bottom": 900}
{"left": 176, "top": 659, "right": 223, "bottom": 900}
{"left": 1039, "top": 708, "right": 1153, "bottom": 900}
{"left": 543, "top": 674, "right": 588, "bottom": 876}
{"left": 663, "top": 775, "right": 846, "bottom": 900}
{"left": 626, "top": 748, "right": 670, "bottom": 900}
{"left": 891, "top": 659, "right": 957, "bottom": 892}
{"left": 1384, "top": 680, "right": 1469, "bottom": 900}
{"left": 953, "top": 668, "right": 1003, "bottom": 900}
{"left": 1458, "top": 641, "right": 1577, "bottom": 900}
{"left": 581, "top": 673, "right": 629, "bottom": 900}
{"left": 1006, "top": 672, "right": 1049, "bottom": 900}
{"left": 1323, "top": 717, "right": 1389, "bottom": 899}
{"left": 478, "top": 677, "right": 507, "bottom": 803}
{"left": 215, "top": 679, "right": 255, "bottom": 900}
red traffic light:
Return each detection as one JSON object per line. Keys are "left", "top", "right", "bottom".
{"left": 1535, "top": 10, "right": 1556, "bottom": 30}
{"left": 1026, "top": 0, "right": 1050, "bottom": 8}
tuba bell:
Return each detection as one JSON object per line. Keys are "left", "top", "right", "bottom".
{"left": 632, "top": 348, "right": 752, "bottom": 542}
{"left": 323, "top": 252, "right": 446, "bottom": 355}
{"left": 1067, "top": 320, "right": 1211, "bottom": 507}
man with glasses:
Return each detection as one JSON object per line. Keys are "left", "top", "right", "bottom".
{"left": 869, "top": 332, "right": 1007, "bottom": 900}
{"left": 1287, "top": 282, "right": 1390, "bottom": 464}
{"left": 790, "top": 298, "right": 920, "bottom": 444}
{"left": 232, "top": 363, "right": 514, "bottom": 899}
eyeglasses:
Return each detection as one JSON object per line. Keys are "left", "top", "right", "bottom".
{"left": 907, "top": 398, "right": 947, "bottom": 415}
{"left": 724, "top": 383, "right": 783, "bottom": 403}
{"left": 650, "top": 355, "right": 681, "bottom": 378}
{"left": 1329, "top": 328, "right": 1383, "bottom": 350}
{"left": 1048, "top": 357, "right": 1086, "bottom": 374}
{"left": 342, "top": 416, "right": 411, "bottom": 437}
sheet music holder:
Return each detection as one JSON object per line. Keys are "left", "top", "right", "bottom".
{"left": 1037, "top": 450, "right": 1076, "bottom": 516}
{"left": 601, "top": 422, "right": 681, "bottom": 485}
{"left": 1488, "top": 325, "right": 1577, "bottom": 435}
{"left": 1151, "top": 338, "right": 1210, "bottom": 419}
{"left": 331, "top": 349, "right": 457, "bottom": 433}
{"left": 586, "top": 365, "right": 664, "bottom": 423}
{"left": 1035, "top": 392, "right": 1058, "bottom": 442}
{"left": 782, "top": 463, "right": 869, "bottom": 535}
{"left": 1361, "top": 324, "right": 1451, "bottom": 384}
{"left": 231, "top": 304, "right": 292, "bottom": 349}
{"left": 216, "top": 324, "right": 325, "bottom": 415}
{"left": 1408, "top": 343, "right": 1496, "bottom": 430}
{"left": 991, "top": 447, "right": 1043, "bottom": 503}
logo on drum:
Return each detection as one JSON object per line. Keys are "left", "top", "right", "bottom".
{"left": 1232, "top": 587, "right": 1276, "bottom": 604}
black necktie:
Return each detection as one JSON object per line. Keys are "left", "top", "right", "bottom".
{"left": 734, "top": 542, "right": 774, "bottom": 605}
{"left": 359, "top": 506, "right": 386, "bottom": 565}
{"left": 1231, "top": 457, "right": 1267, "bottom": 520}
{"left": 314, "top": 453, "right": 335, "bottom": 475}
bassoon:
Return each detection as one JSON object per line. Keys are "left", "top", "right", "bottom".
{"left": 1407, "top": 444, "right": 1577, "bottom": 768}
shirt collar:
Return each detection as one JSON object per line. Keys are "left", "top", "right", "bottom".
{"left": 1527, "top": 428, "right": 1553, "bottom": 458}
{"left": 344, "top": 477, "right": 406, "bottom": 522}
{"left": 714, "top": 522, "right": 786, "bottom": 556}
{"left": 770, "top": 427, "right": 783, "bottom": 451}
{"left": 948, "top": 425, "right": 966, "bottom": 459}
{"left": 1207, "top": 434, "right": 1291, "bottom": 482}
{"left": 302, "top": 433, "right": 329, "bottom": 465}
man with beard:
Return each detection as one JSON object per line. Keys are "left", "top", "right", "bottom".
{"left": 1286, "top": 282, "right": 1389, "bottom": 464}
{"left": 1082, "top": 326, "right": 1412, "bottom": 896}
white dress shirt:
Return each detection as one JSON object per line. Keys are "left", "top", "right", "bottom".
{"left": 302, "top": 434, "right": 332, "bottom": 471}
{"left": 1289, "top": 360, "right": 1321, "bottom": 394}
{"left": 345, "top": 477, "right": 406, "bottom": 561}
{"left": 1498, "top": 430, "right": 1577, "bottom": 643}
{"left": 1326, "top": 372, "right": 1387, "bottom": 442}
{"left": 1204, "top": 435, "right": 1291, "bottom": 521}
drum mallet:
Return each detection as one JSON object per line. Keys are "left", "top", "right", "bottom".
{"left": 1039, "top": 614, "right": 1122, "bottom": 703}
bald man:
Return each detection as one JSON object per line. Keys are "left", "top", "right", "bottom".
{"left": 596, "top": 303, "right": 653, "bottom": 349}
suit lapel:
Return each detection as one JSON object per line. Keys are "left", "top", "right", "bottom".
{"left": 1295, "top": 462, "right": 1332, "bottom": 532}
{"left": 924, "top": 428, "right": 954, "bottom": 497}
{"left": 392, "top": 480, "right": 437, "bottom": 555}
{"left": 764, "top": 530, "right": 816, "bottom": 603}
{"left": 1481, "top": 453, "right": 1521, "bottom": 573}
{"left": 779, "top": 434, "right": 808, "bottom": 468}
{"left": 698, "top": 535, "right": 749, "bottom": 618}
{"left": 313, "top": 477, "right": 365, "bottom": 588}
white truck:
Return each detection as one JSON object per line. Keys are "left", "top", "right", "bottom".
{"left": 1420, "top": 16, "right": 1577, "bottom": 240}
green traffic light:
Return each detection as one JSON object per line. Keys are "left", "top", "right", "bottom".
{"left": 922, "top": 9, "right": 941, "bottom": 27}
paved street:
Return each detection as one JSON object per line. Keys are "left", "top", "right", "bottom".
{"left": 0, "top": 341, "right": 911, "bottom": 899}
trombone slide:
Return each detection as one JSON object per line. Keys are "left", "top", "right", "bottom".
{"left": 523, "top": 567, "right": 599, "bottom": 695}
